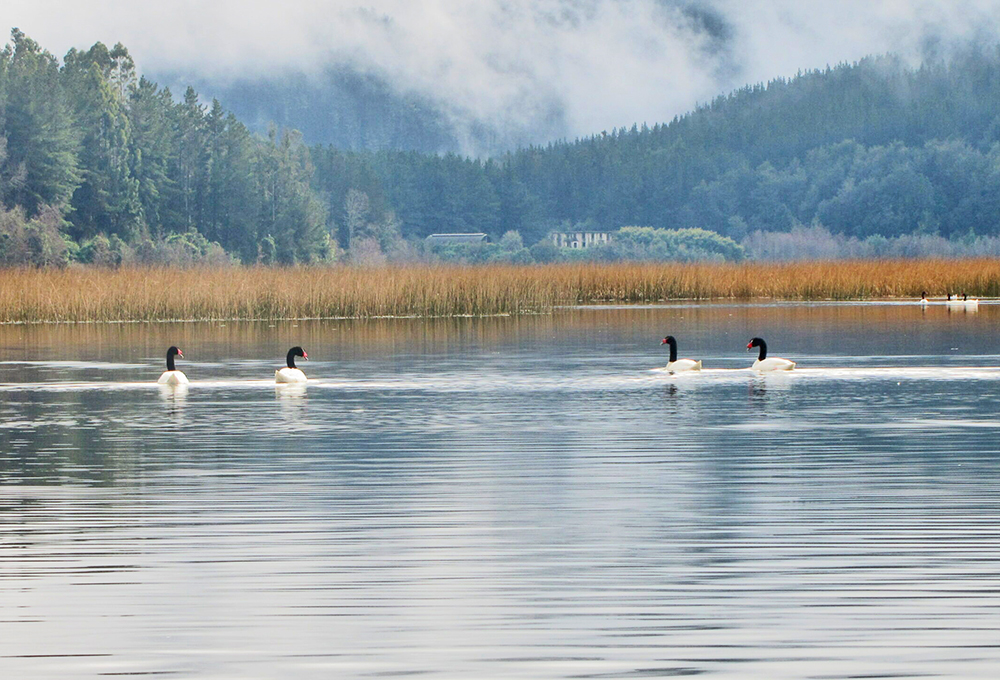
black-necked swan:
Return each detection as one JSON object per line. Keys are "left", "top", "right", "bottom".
{"left": 276, "top": 347, "right": 308, "bottom": 383}
{"left": 661, "top": 336, "right": 702, "bottom": 372}
{"left": 946, "top": 293, "right": 964, "bottom": 309}
{"left": 747, "top": 337, "right": 795, "bottom": 371}
{"left": 920, "top": 291, "right": 928, "bottom": 305}
{"left": 157, "top": 346, "right": 189, "bottom": 385}
{"left": 963, "top": 293, "right": 980, "bottom": 310}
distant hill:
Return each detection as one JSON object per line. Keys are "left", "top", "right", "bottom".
{"left": 312, "top": 47, "right": 1000, "bottom": 249}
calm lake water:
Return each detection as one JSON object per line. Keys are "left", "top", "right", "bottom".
{"left": 2, "top": 302, "right": 1000, "bottom": 679}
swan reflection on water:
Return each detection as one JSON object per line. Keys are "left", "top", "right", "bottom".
{"left": 157, "top": 382, "right": 188, "bottom": 422}
{"left": 275, "top": 383, "right": 307, "bottom": 426}
{"left": 747, "top": 373, "right": 794, "bottom": 411}
{"left": 275, "top": 383, "right": 307, "bottom": 399}
{"left": 157, "top": 382, "right": 189, "bottom": 402}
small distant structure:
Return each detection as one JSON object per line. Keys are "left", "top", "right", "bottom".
{"left": 551, "top": 231, "right": 612, "bottom": 249}
{"left": 425, "top": 233, "right": 490, "bottom": 246}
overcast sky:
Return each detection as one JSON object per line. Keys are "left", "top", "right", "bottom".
{"left": 3, "top": 0, "right": 1000, "bottom": 143}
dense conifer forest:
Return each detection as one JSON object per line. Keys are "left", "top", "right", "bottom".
{"left": 314, "top": 46, "right": 1000, "bottom": 261}
{"left": 4, "top": 28, "right": 1000, "bottom": 266}
{"left": 0, "top": 30, "right": 327, "bottom": 266}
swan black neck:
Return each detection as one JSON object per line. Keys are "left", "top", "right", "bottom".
{"left": 751, "top": 338, "right": 767, "bottom": 361}
{"left": 663, "top": 336, "right": 678, "bottom": 363}
{"left": 166, "top": 346, "right": 180, "bottom": 371}
{"left": 286, "top": 347, "right": 304, "bottom": 369}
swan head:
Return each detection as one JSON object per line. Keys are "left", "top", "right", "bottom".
{"left": 661, "top": 335, "right": 679, "bottom": 361}
{"left": 747, "top": 337, "right": 768, "bottom": 360}
{"left": 165, "top": 346, "right": 184, "bottom": 372}
{"left": 286, "top": 346, "right": 308, "bottom": 368}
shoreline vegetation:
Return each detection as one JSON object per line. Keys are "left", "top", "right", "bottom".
{"left": 1, "top": 260, "right": 998, "bottom": 324}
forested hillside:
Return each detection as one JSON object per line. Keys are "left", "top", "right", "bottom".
{"left": 5, "top": 27, "right": 1000, "bottom": 267}
{"left": 313, "top": 47, "right": 1000, "bottom": 258}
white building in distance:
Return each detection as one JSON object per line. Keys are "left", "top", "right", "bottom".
{"left": 551, "top": 231, "right": 612, "bottom": 249}
{"left": 425, "top": 233, "right": 490, "bottom": 246}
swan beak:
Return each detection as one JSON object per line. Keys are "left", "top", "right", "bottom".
{"left": 660, "top": 339, "right": 667, "bottom": 345}
{"left": 177, "top": 349, "right": 184, "bottom": 358}
{"left": 746, "top": 343, "right": 753, "bottom": 350}
{"left": 303, "top": 352, "right": 309, "bottom": 360}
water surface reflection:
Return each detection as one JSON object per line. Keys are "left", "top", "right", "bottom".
{"left": 1, "top": 303, "right": 999, "bottom": 678}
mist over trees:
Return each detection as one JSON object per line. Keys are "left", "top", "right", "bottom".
{"left": 313, "top": 47, "right": 1000, "bottom": 261}
{"left": 5, "top": 28, "right": 1000, "bottom": 267}
{"left": 161, "top": 68, "right": 467, "bottom": 155}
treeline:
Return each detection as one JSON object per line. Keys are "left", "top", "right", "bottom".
{"left": 0, "top": 29, "right": 331, "bottom": 266}
{"left": 311, "top": 47, "right": 1000, "bottom": 259}
{"left": 6, "top": 28, "right": 1000, "bottom": 268}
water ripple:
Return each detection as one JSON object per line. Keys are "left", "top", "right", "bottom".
{"left": 1, "top": 307, "right": 1000, "bottom": 678}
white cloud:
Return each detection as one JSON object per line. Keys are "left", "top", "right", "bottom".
{"left": 3, "top": 0, "right": 999, "bottom": 147}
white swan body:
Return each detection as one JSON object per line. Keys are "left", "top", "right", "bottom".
{"left": 275, "top": 367, "right": 307, "bottom": 383}
{"left": 660, "top": 336, "right": 702, "bottom": 373}
{"left": 158, "top": 370, "right": 189, "bottom": 385}
{"left": 752, "top": 357, "right": 796, "bottom": 372}
{"left": 276, "top": 347, "right": 308, "bottom": 383}
{"left": 964, "top": 297, "right": 980, "bottom": 311}
{"left": 747, "top": 337, "right": 794, "bottom": 372}
{"left": 666, "top": 359, "right": 702, "bottom": 373}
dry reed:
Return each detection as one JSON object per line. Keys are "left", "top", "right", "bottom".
{"left": 0, "top": 260, "right": 997, "bottom": 323}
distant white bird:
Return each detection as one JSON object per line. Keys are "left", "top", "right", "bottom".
{"left": 919, "top": 291, "right": 929, "bottom": 305}
{"left": 275, "top": 347, "right": 308, "bottom": 383}
{"left": 963, "top": 293, "right": 979, "bottom": 311}
{"left": 157, "top": 346, "right": 189, "bottom": 385}
{"left": 661, "top": 335, "right": 702, "bottom": 373}
{"left": 747, "top": 337, "right": 795, "bottom": 371}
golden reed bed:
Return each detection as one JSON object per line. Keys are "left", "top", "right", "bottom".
{"left": 0, "top": 260, "right": 997, "bottom": 323}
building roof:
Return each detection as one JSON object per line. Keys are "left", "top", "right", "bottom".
{"left": 425, "top": 233, "right": 490, "bottom": 244}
